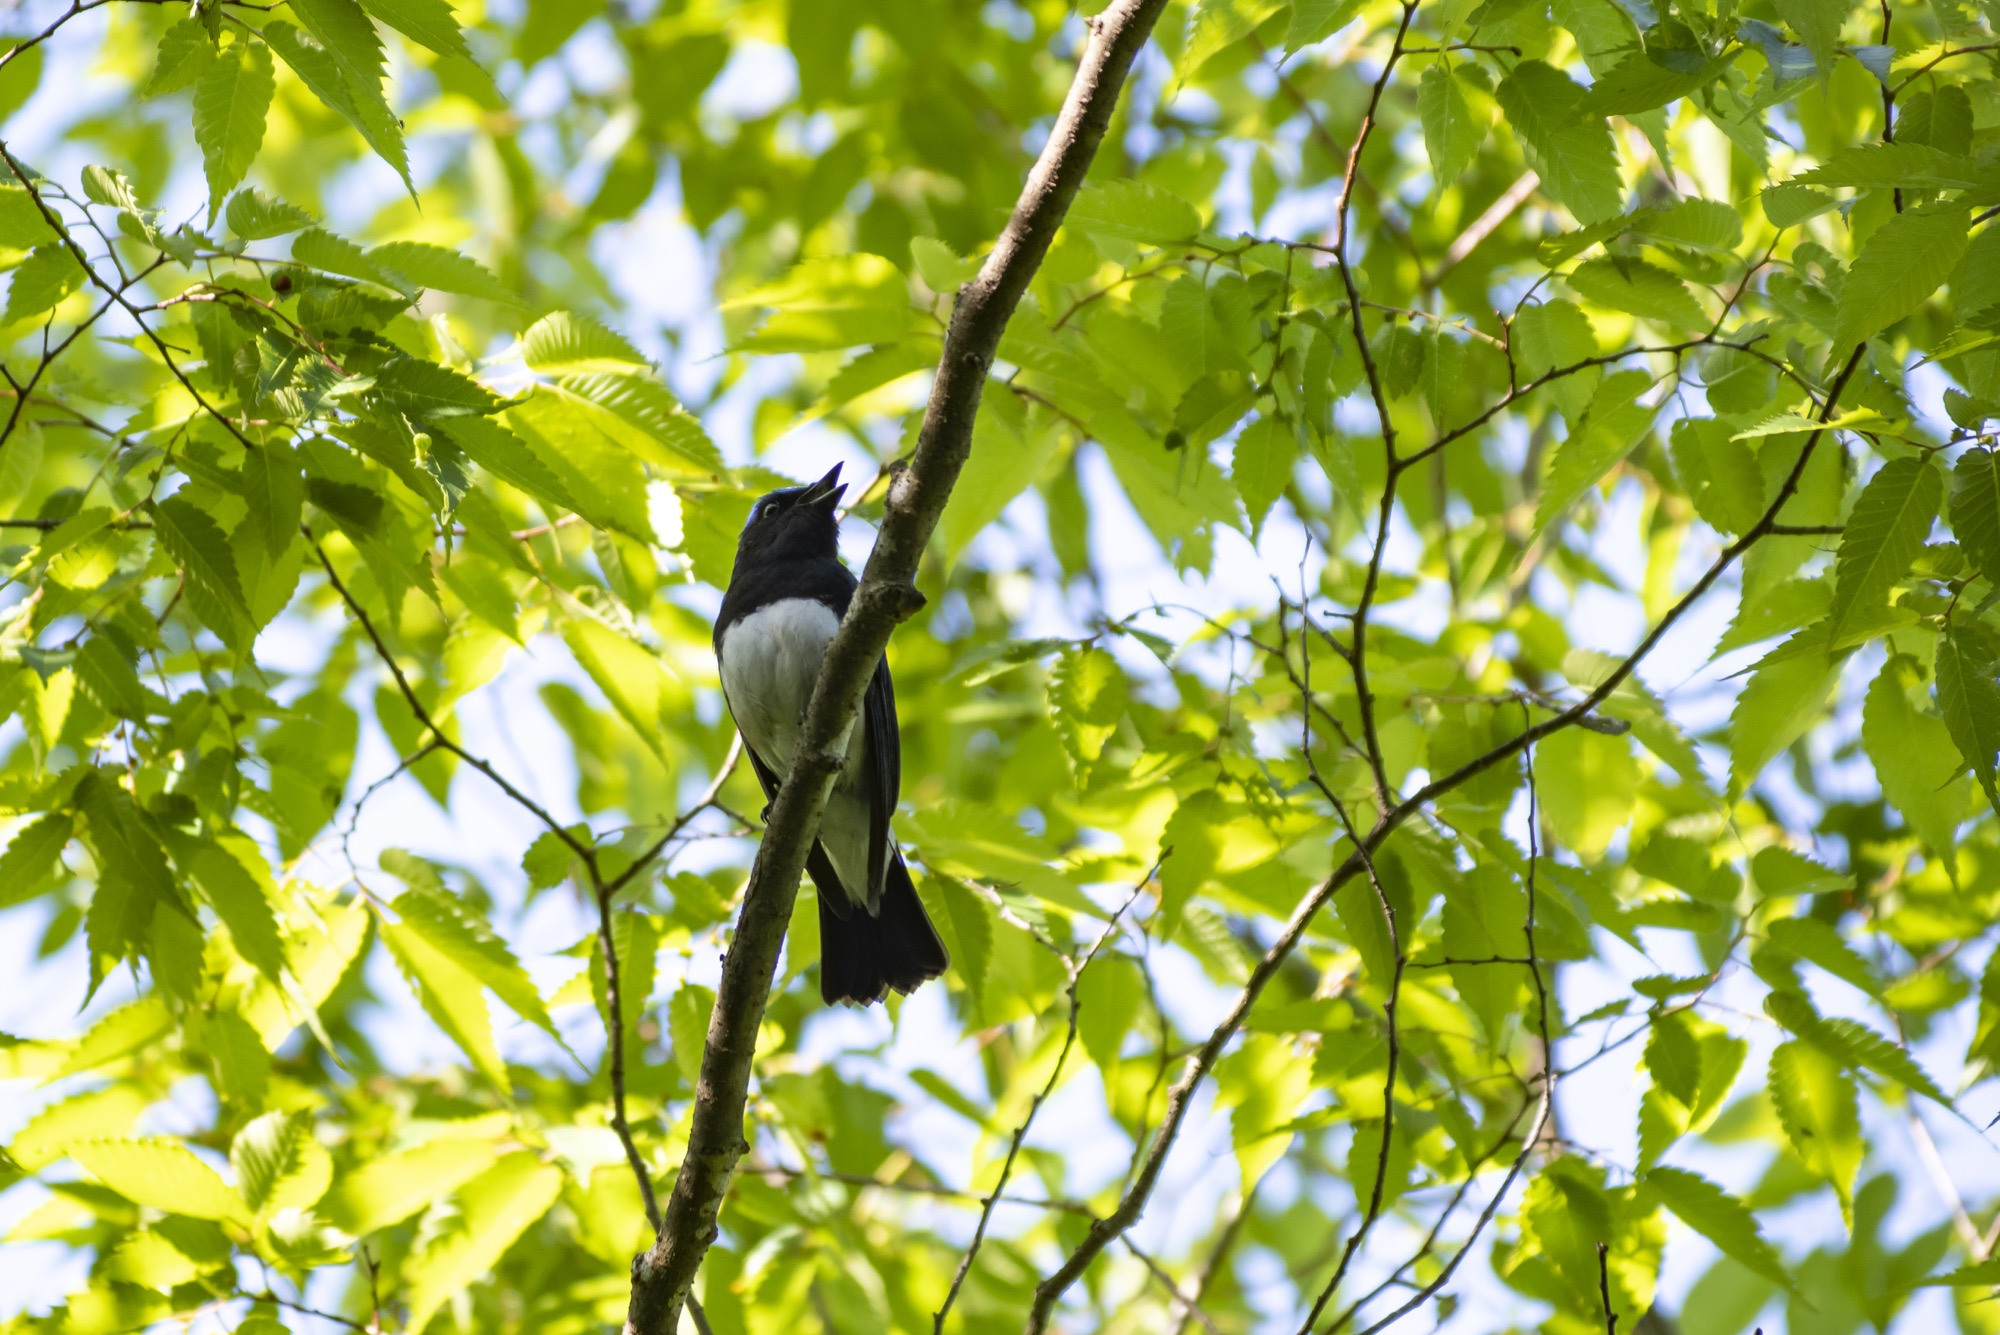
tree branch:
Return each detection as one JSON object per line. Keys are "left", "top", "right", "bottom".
{"left": 1026, "top": 343, "right": 1871, "bottom": 1328}
{"left": 621, "top": 4, "right": 1172, "bottom": 1329}
{"left": 935, "top": 869, "right": 1155, "bottom": 1332}
{"left": 307, "top": 534, "right": 598, "bottom": 869}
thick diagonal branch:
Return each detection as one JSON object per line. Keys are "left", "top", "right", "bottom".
{"left": 621, "top": 4, "right": 1170, "bottom": 1330}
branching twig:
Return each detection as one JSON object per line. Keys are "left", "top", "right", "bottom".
{"left": 934, "top": 866, "right": 1159, "bottom": 1332}
{"left": 308, "top": 534, "right": 597, "bottom": 868}
{"left": 1124, "top": 1237, "right": 1225, "bottom": 1335}
{"left": 599, "top": 742, "right": 746, "bottom": 1234}
{"left": 1027, "top": 340, "right": 1871, "bottom": 1330}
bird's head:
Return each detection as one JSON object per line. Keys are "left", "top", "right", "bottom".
{"left": 734, "top": 463, "right": 846, "bottom": 565}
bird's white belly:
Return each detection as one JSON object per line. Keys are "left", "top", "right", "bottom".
{"left": 719, "top": 598, "right": 877, "bottom": 904}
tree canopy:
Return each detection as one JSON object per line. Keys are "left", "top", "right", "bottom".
{"left": 0, "top": 0, "right": 1998, "bottom": 1332}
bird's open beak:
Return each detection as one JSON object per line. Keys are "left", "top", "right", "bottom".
{"left": 803, "top": 463, "right": 845, "bottom": 512}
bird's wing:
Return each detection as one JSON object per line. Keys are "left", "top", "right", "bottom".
{"left": 864, "top": 654, "right": 900, "bottom": 908}
{"left": 737, "top": 734, "right": 857, "bottom": 920}
{"left": 739, "top": 737, "right": 783, "bottom": 802}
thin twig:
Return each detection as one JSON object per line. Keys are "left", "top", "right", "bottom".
{"left": 598, "top": 740, "right": 746, "bottom": 1235}
{"left": 1124, "top": 1237, "right": 1225, "bottom": 1335}
{"left": 754, "top": 1163, "right": 1094, "bottom": 1215}
{"left": 1597, "top": 1242, "right": 1618, "bottom": 1334}
{"left": 1029, "top": 343, "right": 1871, "bottom": 1328}
{"left": 308, "top": 533, "right": 597, "bottom": 868}
{"left": 934, "top": 865, "right": 1159, "bottom": 1332}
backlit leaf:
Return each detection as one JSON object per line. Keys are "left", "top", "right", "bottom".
{"left": 1827, "top": 456, "right": 1940, "bottom": 644}
{"left": 192, "top": 37, "right": 274, "bottom": 219}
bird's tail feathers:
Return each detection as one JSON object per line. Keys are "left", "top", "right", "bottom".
{"left": 818, "top": 852, "right": 948, "bottom": 1006}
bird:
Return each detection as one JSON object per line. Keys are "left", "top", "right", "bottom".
{"left": 712, "top": 463, "right": 949, "bottom": 1006}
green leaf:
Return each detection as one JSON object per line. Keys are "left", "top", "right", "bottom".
{"left": 0, "top": 185, "right": 57, "bottom": 249}
{"left": 908, "top": 236, "right": 976, "bottom": 294}
{"left": 1223, "top": 1033, "right": 1312, "bottom": 1192}
{"left": 320, "top": 1133, "right": 507, "bottom": 1234}
{"left": 1232, "top": 414, "right": 1297, "bottom": 535}
{"left": 1533, "top": 369, "right": 1657, "bottom": 534}
{"left": 1936, "top": 624, "right": 2000, "bottom": 816}
{"left": 225, "top": 188, "right": 315, "bottom": 240}
{"left": 74, "top": 635, "right": 154, "bottom": 720}
{"left": 435, "top": 416, "right": 577, "bottom": 517}
{"left": 357, "top": 0, "right": 473, "bottom": 59}
{"left": 0, "top": 43, "right": 40, "bottom": 124}
{"left": 287, "top": 0, "right": 412, "bottom": 192}
{"left": 144, "top": 20, "right": 217, "bottom": 96}
{"left": 1772, "top": 0, "right": 1842, "bottom": 73}
{"left": 1728, "top": 629, "right": 1842, "bottom": 795}
{"left": 1048, "top": 646, "right": 1128, "bottom": 770}
{"left": 82, "top": 165, "right": 140, "bottom": 212}
{"left": 381, "top": 912, "right": 511, "bottom": 1091}
{"left": 1642, "top": 1166, "right": 1792, "bottom": 1291}
{"left": 1496, "top": 61, "right": 1624, "bottom": 224}
{"left": 193, "top": 1006, "right": 272, "bottom": 1110}
{"left": 1764, "top": 988, "right": 1952, "bottom": 1104}
{"left": 402, "top": 1154, "right": 563, "bottom": 1335}
{"left": 1671, "top": 418, "right": 1764, "bottom": 534}
{"left": 1768, "top": 1045, "right": 1859, "bottom": 1217}
{"left": 519, "top": 311, "right": 647, "bottom": 375}
{"left": 1418, "top": 65, "right": 1484, "bottom": 183}
{"left": 1644, "top": 198, "right": 1745, "bottom": 253}
{"left": 725, "top": 253, "right": 911, "bottom": 351}
{"left": 1827, "top": 456, "right": 1940, "bottom": 644}
{"left": 370, "top": 240, "right": 519, "bottom": 304}
{"left": 1511, "top": 299, "right": 1597, "bottom": 416}
{"left": 1441, "top": 864, "right": 1527, "bottom": 1044}
{"left": 68, "top": 1139, "right": 250, "bottom": 1223}
{"left": 1645, "top": 1009, "right": 1702, "bottom": 1106}
{"left": 240, "top": 439, "right": 305, "bottom": 561}
{"left": 1568, "top": 257, "right": 1706, "bottom": 330}
{"left": 49, "top": 997, "right": 174, "bottom": 1080}
{"left": 561, "top": 617, "right": 684, "bottom": 759}
{"left": 230, "top": 1111, "right": 332, "bottom": 1215}
{"left": 375, "top": 357, "right": 501, "bottom": 419}
{"left": 502, "top": 390, "right": 657, "bottom": 538}
{"left": 668, "top": 982, "right": 711, "bottom": 1086}
{"left": 3, "top": 243, "right": 84, "bottom": 326}
{"left": 939, "top": 397, "right": 1059, "bottom": 567}
{"left": 389, "top": 885, "right": 562, "bottom": 1041}
{"left": 1284, "top": 0, "right": 1364, "bottom": 53}
{"left": 192, "top": 37, "right": 275, "bottom": 221}
{"left": 1577, "top": 50, "right": 1729, "bottom": 117}
{"left": 592, "top": 909, "right": 659, "bottom": 1037}
{"left": 521, "top": 829, "right": 582, "bottom": 889}
{"left": 1949, "top": 447, "right": 2000, "bottom": 589}
{"left": 1762, "top": 183, "right": 1837, "bottom": 227}
{"left": 0, "top": 812, "right": 72, "bottom": 903}
{"left": 1834, "top": 205, "right": 1970, "bottom": 349}
{"left": 75, "top": 772, "right": 180, "bottom": 939}
{"left": 1075, "top": 953, "right": 1142, "bottom": 1074}
{"left": 1536, "top": 726, "right": 1637, "bottom": 859}
{"left": 151, "top": 494, "right": 254, "bottom": 648}
{"left": 553, "top": 373, "right": 723, "bottom": 475}
{"left": 1764, "top": 917, "right": 1879, "bottom": 995}
{"left": 1179, "top": 0, "right": 1284, "bottom": 77}
{"left": 1066, "top": 180, "right": 1202, "bottom": 246}
{"left": 7, "top": 1086, "right": 149, "bottom": 1172}
{"left": 289, "top": 226, "right": 385, "bottom": 285}
{"left": 1862, "top": 656, "right": 1966, "bottom": 866}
